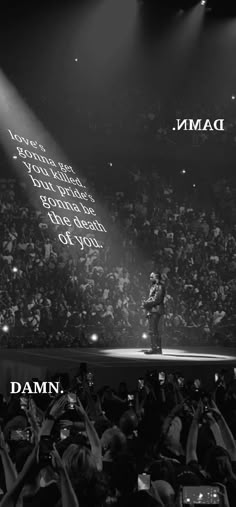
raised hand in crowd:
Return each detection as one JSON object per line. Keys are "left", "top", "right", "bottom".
{"left": 39, "top": 394, "right": 68, "bottom": 439}
{"left": 0, "top": 431, "right": 17, "bottom": 493}
{"left": 208, "top": 399, "right": 236, "bottom": 461}
{"left": 0, "top": 443, "right": 38, "bottom": 507}
{"left": 48, "top": 394, "right": 68, "bottom": 421}
{"left": 24, "top": 397, "right": 41, "bottom": 443}
{"left": 51, "top": 443, "right": 79, "bottom": 507}
{"left": 75, "top": 395, "right": 103, "bottom": 472}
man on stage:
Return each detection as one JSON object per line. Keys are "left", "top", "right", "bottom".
{"left": 142, "top": 272, "right": 165, "bottom": 354}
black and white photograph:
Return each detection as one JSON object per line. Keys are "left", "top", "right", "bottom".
{"left": 0, "top": 0, "right": 236, "bottom": 506}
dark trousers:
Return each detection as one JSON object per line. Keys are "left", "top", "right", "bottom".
{"left": 147, "top": 312, "right": 162, "bottom": 350}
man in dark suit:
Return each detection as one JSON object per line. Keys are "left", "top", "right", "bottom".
{"left": 142, "top": 272, "right": 165, "bottom": 354}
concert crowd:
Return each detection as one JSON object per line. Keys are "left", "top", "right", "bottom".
{"left": 0, "top": 367, "right": 236, "bottom": 506}
{"left": 0, "top": 162, "right": 236, "bottom": 348}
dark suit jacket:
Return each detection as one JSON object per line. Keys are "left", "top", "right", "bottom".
{"left": 143, "top": 283, "right": 165, "bottom": 315}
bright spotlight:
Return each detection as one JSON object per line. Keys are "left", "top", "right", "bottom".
{"left": 142, "top": 332, "right": 148, "bottom": 340}
{"left": 181, "top": 169, "right": 186, "bottom": 174}
{"left": 74, "top": 58, "right": 78, "bottom": 62}
{"left": 232, "top": 95, "right": 235, "bottom": 100}
{"left": 12, "top": 155, "right": 17, "bottom": 159}
{"left": 90, "top": 333, "right": 98, "bottom": 342}
{"left": 193, "top": 183, "right": 196, "bottom": 188}
{"left": 200, "top": 0, "right": 206, "bottom": 5}
{"left": 2, "top": 325, "right": 9, "bottom": 333}
{"left": 12, "top": 266, "right": 18, "bottom": 273}
{"left": 108, "top": 162, "right": 113, "bottom": 167}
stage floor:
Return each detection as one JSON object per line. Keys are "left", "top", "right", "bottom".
{"left": 0, "top": 346, "right": 235, "bottom": 394}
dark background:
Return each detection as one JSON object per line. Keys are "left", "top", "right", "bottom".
{"left": 1, "top": 0, "right": 236, "bottom": 184}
